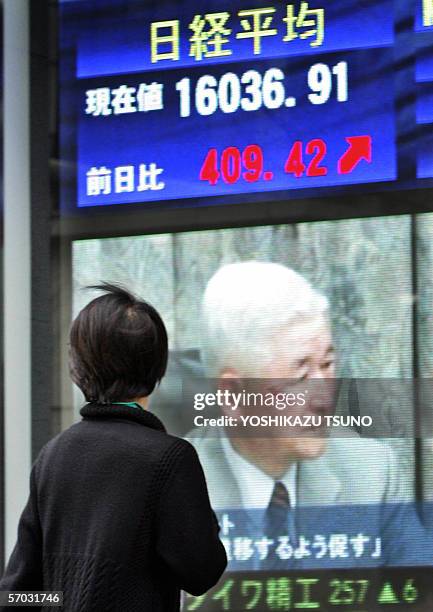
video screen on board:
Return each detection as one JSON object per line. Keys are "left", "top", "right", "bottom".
{"left": 71, "top": 213, "right": 433, "bottom": 609}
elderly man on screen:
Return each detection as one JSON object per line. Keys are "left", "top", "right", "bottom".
{"left": 187, "top": 261, "right": 428, "bottom": 570}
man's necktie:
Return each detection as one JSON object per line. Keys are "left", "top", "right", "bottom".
{"left": 262, "top": 481, "right": 292, "bottom": 570}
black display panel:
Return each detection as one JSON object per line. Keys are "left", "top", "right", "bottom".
{"left": 61, "top": 2, "right": 433, "bottom": 610}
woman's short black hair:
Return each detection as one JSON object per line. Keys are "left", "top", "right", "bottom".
{"left": 69, "top": 282, "right": 168, "bottom": 404}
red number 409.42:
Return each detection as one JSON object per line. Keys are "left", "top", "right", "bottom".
{"left": 199, "top": 140, "right": 328, "bottom": 186}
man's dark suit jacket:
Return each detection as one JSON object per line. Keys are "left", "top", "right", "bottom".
{"left": 0, "top": 402, "right": 227, "bottom": 611}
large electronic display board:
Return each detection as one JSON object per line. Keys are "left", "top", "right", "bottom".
{"left": 72, "top": 213, "right": 433, "bottom": 610}
{"left": 63, "top": 1, "right": 433, "bottom": 610}
{"left": 59, "top": 0, "right": 433, "bottom": 213}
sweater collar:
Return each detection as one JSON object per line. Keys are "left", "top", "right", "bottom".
{"left": 80, "top": 402, "right": 166, "bottom": 432}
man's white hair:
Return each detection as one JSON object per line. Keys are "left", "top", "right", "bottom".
{"left": 200, "top": 261, "right": 329, "bottom": 378}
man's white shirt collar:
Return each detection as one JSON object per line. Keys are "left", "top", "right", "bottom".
{"left": 220, "top": 433, "right": 297, "bottom": 511}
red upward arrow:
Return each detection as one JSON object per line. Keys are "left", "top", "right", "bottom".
{"left": 338, "top": 135, "right": 372, "bottom": 175}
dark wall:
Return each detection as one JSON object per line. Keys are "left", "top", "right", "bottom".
{"left": 30, "top": 0, "right": 53, "bottom": 459}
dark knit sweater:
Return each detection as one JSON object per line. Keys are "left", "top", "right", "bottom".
{"left": 0, "top": 403, "right": 227, "bottom": 611}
